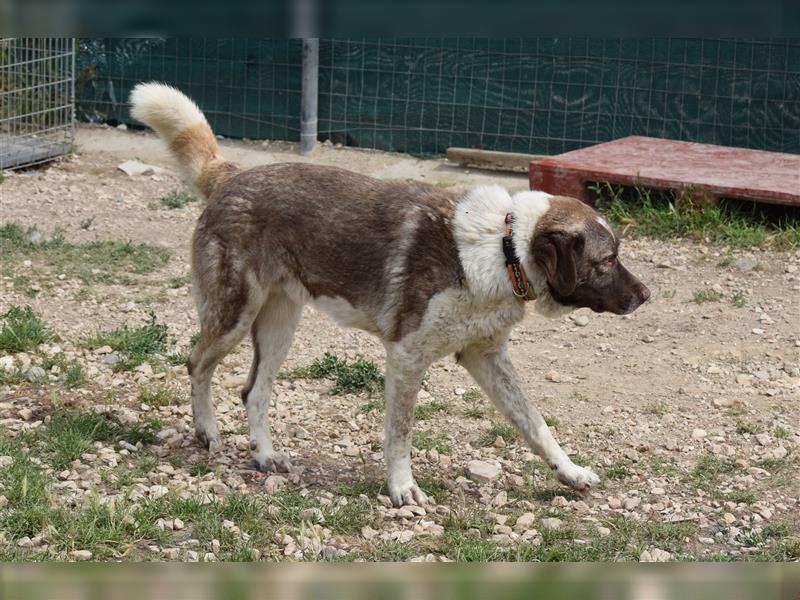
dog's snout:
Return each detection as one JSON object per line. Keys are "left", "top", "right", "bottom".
{"left": 638, "top": 284, "right": 651, "bottom": 303}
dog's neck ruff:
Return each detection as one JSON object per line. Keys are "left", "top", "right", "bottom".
{"left": 503, "top": 213, "right": 537, "bottom": 302}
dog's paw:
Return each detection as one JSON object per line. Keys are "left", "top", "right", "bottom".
{"left": 195, "top": 428, "right": 221, "bottom": 453}
{"left": 254, "top": 450, "right": 292, "bottom": 473}
{"left": 554, "top": 463, "right": 600, "bottom": 492}
{"left": 388, "top": 480, "right": 429, "bottom": 507}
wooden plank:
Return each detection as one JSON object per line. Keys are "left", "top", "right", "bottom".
{"left": 446, "top": 147, "right": 544, "bottom": 173}
{"left": 529, "top": 136, "right": 800, "bottom": 207}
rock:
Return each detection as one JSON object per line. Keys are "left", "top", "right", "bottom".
{"left": 752, "top": 328, "right": 764, "bottom": 336}
{"left": 149, "top": 485, "right": 169, "bottom": 499}
{"left": 641, "top": 335, "right": 655, "bottom": 343}
{"left": 571, "top": 314, "right": 590, "bottom": 327}
{"left": 117, "top": 160, "right": 165, "bottom": 176}
{"left": 771, "top": 446, "right": 788, "bottom": 460}
{"left": 222, "top": 375, "right": 246, "bottom": 389}
{"left": 733, "top": 257, "right": 759, "bottom": 272}
{"left": 754, "top": 433, "right": 771, "bottom": 446}
{"left": 0, "top": 456, "right": 13, "bottom": 468}
{"left": 540, "top": 517, "right": 563, "bottom": 530}
{"left": 17, "top": 536, "right": 33, "bottom": 548}
{"left": 597, "top": 526, "right": 611, "bottom": 537}
{"left": 493, "top": 436, "right": 506, "bottom": 448}
{"left": 361, "top": 526, "right": 379, "bottom": 540}
{"left": 640, "top": 548, "right": 671, "bottom": 562}
{"left": 515, "top": 513, "right": 536, "bottom": 529}
{"left": 173, "top": 518, "right": 185, "bottom": 531}
{"left": 454, "top": 387, "right": 466, "bottom": 396}
{"left": 736, "top": 374, "right": 753, "bottom": 386}
{"left": 466, "top": 460, "right": 501, "bottom": 483}
{"left": 624, "top": 497, "right": 641, "bottom": 510}
{"left": 723, "top": 513, "right": 736, "bottom": 525}
{"left": 26, "top": 366, "right": 47, "bottom": 383}
{"left": 102, "top": 353, "right": 120, "bottom": 366}
{"left": 712, "top": 397, "right": 742, "bottom": 409}
{"left": 545, "top": 370, "right": 561, "bottom": 383}
{"left": 264, "top": 475, "right": 287, "bottom": 494}
{"left": 18, "top": 408, "right": 33, "bottom": 421}
{"left": 491, "top": 491, "right": 508, "bottom": 507}
{"left": 692, "top": 428, "right": 708, "bottom": 440}
{"left": 71, "top": 550, "right": 93, "bottom": 561}
{"left": 0, "top": 356, "right": 15, "bottom": 371}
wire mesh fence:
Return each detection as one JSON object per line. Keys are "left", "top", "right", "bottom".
{"left": 1, "top": 38, "right": 75, "bottom": 169}
{"left": 76, "top": 38, "right": 800, "bottom": 158}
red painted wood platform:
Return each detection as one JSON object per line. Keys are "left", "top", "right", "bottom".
{"left": 529, "top": 136, "right": 800, "bottom": 207}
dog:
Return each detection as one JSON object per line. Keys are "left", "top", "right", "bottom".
{"left": 130, "top": 82, "right": 650, "bottom": 507}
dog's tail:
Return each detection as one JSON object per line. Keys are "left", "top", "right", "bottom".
{"left": 129, "top": 82, "right": 238, "bottom": 198}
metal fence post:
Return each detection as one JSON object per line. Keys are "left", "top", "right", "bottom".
{"left": 300, "top": 38, "right": 319, "bottom": 155}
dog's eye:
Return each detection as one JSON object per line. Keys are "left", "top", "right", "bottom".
{"left": 598, "top": 256, "right": 616, "bottom": 270}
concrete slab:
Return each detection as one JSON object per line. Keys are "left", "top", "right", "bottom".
{"left": 529, "top": 136, "right": 800, "bottom": 207}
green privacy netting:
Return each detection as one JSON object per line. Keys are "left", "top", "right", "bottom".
{"left": 76, "top": 38, "right": 800, "bottom": 157}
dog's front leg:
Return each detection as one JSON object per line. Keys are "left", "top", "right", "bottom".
{"left": 383, "top": 346, "right": 429, "bottom": 507}
{"left": 458, "top": 342, "right": 600, "bottom": 491}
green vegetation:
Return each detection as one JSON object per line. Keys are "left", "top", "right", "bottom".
{"left": 85, "top": 312, "right": 170, "bottom": 372}
{"left": 279, "top": 352, "right": 384, "bottom": 395}
{"left": 591, "top": 182, "right": 800, "bottom": 250}
{"left": 0, "top": 305, "right": 51, "bottom": 353}
{"left": 479, "top": 422, "right": 518, "bottom": 446}
{"left": 412, "top": 430, "right": 451, "bottom": 454}
{"left": 414, "top": 398, "right": 451, "bottom": 420}
{"left": 692, "top": 288, "right": 724, "bottom": 304}
{"left": 0, "top": 223, "right": 171, "bottom": 284}
{"left": 137, "top": 383, "right": 184, "bottom": 407}
{"left": 159, "top": 190, "right": 196, "bottom": 209}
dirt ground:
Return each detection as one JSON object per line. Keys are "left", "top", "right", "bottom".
{"left": 0, "top": 124, "right": 798, "bottom": 562}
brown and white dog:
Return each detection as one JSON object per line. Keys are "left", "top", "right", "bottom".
{"left": 130, "top": 83, "right": 650, "bottom": 507}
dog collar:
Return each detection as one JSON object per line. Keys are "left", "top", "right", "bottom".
{"left": 503, "top": 213, "right": 537, "bottom": 302}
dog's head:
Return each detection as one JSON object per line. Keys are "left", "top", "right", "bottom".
{"left": 530, "top": 196, "right": 649, "bottom": 315}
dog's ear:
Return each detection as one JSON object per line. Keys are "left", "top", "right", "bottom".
{"left": 532, "top": 231, "right": 583, "bottom": 297}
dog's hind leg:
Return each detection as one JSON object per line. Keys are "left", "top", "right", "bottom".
{"left": 457, "top": 341, "right": 600, "bottom": 492}
{"left": 383, "top": 345, "right": 429, "bottom": 507}
{"left": 188, "top": 274, "right": 265, "bottom": 452}
{"left": 242, "top": 288, "right": 302, "bottom": 472}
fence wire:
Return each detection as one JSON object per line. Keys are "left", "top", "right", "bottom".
{"left": 76, "top": 38, "right": 800, "bottom": 157}
{"left": 1, "top": 38, "right": 75, "bottom": 169}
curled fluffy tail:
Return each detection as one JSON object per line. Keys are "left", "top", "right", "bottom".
{"left": 129, "top": 82, "right": 238, "bottom": 197}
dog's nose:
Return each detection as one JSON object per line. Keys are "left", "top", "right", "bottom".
{"left": 639, "top": 284, "right": 651, "bottom": 302}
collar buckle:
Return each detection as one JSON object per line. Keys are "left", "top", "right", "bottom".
{"left": 503, "top": 213, "right": 537, "bottom": 302}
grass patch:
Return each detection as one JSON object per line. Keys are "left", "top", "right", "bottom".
{"left": 85, "top": 312, "right": 169, "bottom": 372}
{"left": 412, "top": 430, "right": 451, "bottom": 454}
{"left": 725, "top": 490, "right": 756, "bottom": 505}
{"left": 643, "top": 400, "right": 668, "bottom": 416}
{"left": 691, "top": 454, "right": 737, "bottom": 498}
{"left": 591, "top": 182, "right": 800, "bottom": 250}
{"left": 773, "top": 427, "right": 789, "bottom": 439}
{"left": 730, "top": 290, "right": 747, "bottom": 308}
{"left": 159, "top": 190, "right": 196, "bottom": 209}
{"left": 0, "top": 305, "right": 51, "bottom": 353}
{"left": 479, "top": 422, "right": 518, "bottom": 446}
{"left": 137, "top": 383, "right": 183, "bottom": 407}
{"left": 0, "top": 223, "right": 171, "bottom": 284}
{"left": 279, "top": 352, "right": 383, "bottom": 395}
{"left": 736, "top": 421, "right": 763, "bottom": 435}
{"left": 414, "top": 398, "right": 450, "bottom": 420}
{"left": 605, "top": 462, "right": 632, "bottom": 480}
{"left": 693, "top": 288, "right": 724, "bottom": 304}
{"left": 31, "top": 409, "right": 162, "bottom": 470}
{"left": 462, "top": 390, "right": 490, "bottom": 419}
{"left": 39, "top": 353, "right": 87, "bottom": 388}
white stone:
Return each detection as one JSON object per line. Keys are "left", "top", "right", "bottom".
{"left": 640, "top": 548, "right": 671, "bottom": 562}
{"left": 540, "top": 517, "right": 563, "bottom": 530}
{"left": 71, "top": 550, "right": 93, "bottom": 561}
{"left": 466, "top": 460, "right": 501, "bottom": 483}
{"left": 117, "top": 160, "right": 165, "bottom": 176}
